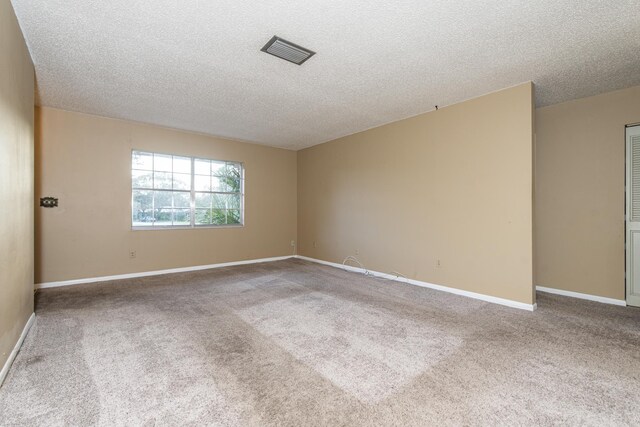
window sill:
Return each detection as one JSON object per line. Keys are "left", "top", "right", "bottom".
{"left": 131, "top": 224, "right": 244, "bottom": 231}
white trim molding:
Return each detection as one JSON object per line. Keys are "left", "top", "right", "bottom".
{"left": 296, "top": 255, "right": 537, "bottom": 311}
{"left": 0, "top": 312, "right": 35, "bottom": 387}
{"left": 536, "top": 286, "right": 627, "bottom": 306}
{"left": 36, "top": 256, "right": 293, "bottom": 289}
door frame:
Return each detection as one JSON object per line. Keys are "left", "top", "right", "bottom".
{"left": 625, "top": 123, "right": 640, "bottom": 307}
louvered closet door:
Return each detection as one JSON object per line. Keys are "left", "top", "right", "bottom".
{"left": 626, "top": 125, "right": 640, "bottom": 307}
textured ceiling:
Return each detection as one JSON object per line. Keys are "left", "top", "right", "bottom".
{"left": 11, "top": 0, "right": 640, "bottom": 150}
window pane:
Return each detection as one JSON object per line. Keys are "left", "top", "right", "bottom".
{"left": 153, "top": 191, "right": 172, "bottom": 210}
{"left": 194, "top": 175, "right": 210, "bottom": 191}
{"left": 154, "top": 191, "right": 172, "bottom": 226}
{"left": 132, "top": 151, "right": 153, "bottom": 170}
{"left": 195, "top": 192, "right": 212, "bottom": 208}
{"left": 227, "top": 193, "right": 241, "bottom": 209}
{"left": 209, "top": 209, "right": 242, "bottom": 225}
{"left": 154, "top": 172, "right": 172, "bottom": 189}
{"left": 225, "top": 162, "right": 241, "bottom": 178}
{"left": 227, "top": 209, "right": 241, "bottom": 224}
{"left": 211, "top": 208, "right": 226, "bottom": 225}
{"left": 195, "top": 208, "right": 211, "bottom": 225}
{"left": 173, "top": 191, "right": 190, "bottom": 208}
{"left": 212, "top": 193, "right": 228, "bottom": 209}
{"left": 173, "top": 173, "right": 190, "bottom": 190}
{"left": 194, "top": 159, "right": 210, "bottom": 175}
{"left": 154, "top": 154, "right": 172, "bottom": 172}
{"left": 173, "top": 156, "right": 191, "bottom": 174}
{"left": 211, "top": 161, "right": 226, "bottom": 176}
{"left": 212, "top": 193, "right": 241, "bottom": 210}
{"left": 210, "top": 176, "right": 240, "bottom": 192}
{"left": 222, "top": 177, "right": 241, "bottom": 193}
{"left": 211, "top": 177, "right": 224, "bottom": 192}
{"left": 132, "top": 170, "right": 152, "bottom": 189}
{"left": 153, "top": 205, "right": 172, "bottom": 226}
{"left": 132, "top": 190, "right": 153, "bottom": 225}
{"left": 173, "top": 209, "right": 190, "bottom": 226}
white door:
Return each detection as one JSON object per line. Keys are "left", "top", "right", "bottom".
{"left": 626, "top": 125, "right": 640, "bottom": 307}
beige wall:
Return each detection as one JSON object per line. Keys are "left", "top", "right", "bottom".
{"left": 535, "top": 85, "right": 640, "bottom": 300}
{"left": 36, "top": 107, "right": 297, "bottom": 283}
{"left": 35, "top": 72, "right": 638, "bottom": 304}
{"left": 298, "top": 83, "right": 535, "bottom": 305}
{"left": 0, "top": 1, "right": 35, "bottom": 370}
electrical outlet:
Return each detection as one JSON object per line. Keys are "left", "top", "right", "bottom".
{"left": 129, "top": 251, "right": 136, "bottom": 259}
{"left": 436, "top": 259, "right": 441, "bottom": 268}
{"left": 313, "top": 241, "right": 317, "bottom": 248}
{"left": 290, "top": 240, "right": 295, "bottom": 247}
{"left": 355, "top": 248, "right": 359, "bottom": 255}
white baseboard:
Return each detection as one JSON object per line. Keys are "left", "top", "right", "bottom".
{"left": 35, "top": 254, "right": 537, "bottom": 311}
{"left": 0, "top": 312, "right": 35, "bottom": 388}
{"left": 36, "top": 256, "right": 293, "bottom": 289}
{"left": 295, "top": 255, "right": 537, "bottom": 311}
{"left": 536, "top": 286, "right": 626, "bottom": 306}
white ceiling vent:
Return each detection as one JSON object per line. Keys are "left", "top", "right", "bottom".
{"left": 261, "top": 36, "right": 315, "bottom": 65}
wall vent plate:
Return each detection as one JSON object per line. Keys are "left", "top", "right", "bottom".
{"left": 261, "top": 36, "right": 315, "bottom": 65}
{"left": 40, "top": 197, "right": 58, "bottom": 208}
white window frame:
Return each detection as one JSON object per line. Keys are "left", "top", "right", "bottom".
{"left": 131, "top": 150, "right": 244, "bottom": 230}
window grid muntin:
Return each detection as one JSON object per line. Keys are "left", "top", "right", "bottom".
{"left": 132, "top": 150, "right": 244, "bottom": 229}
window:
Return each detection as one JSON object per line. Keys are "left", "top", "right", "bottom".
{"left": 131, "top": 150, "right": 244, "bottom": 228}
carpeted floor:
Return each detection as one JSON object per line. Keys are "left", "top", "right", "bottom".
{"left": 1, "top": 259, "right": 639, "bottom": 426}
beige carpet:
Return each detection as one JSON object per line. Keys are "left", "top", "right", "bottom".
{"left": 1, "top": 259, "right": 639, "bottom": 426}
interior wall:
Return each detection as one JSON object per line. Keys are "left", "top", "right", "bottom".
{"left": 36, "top": 107, "right": 297, "bottom": 283}
{"left": 298, "top": 83, "right": 535, "bottom": 305}
{"left": 535, "top": 85, "right": 640, "bottom": 300}
{"left": 0, "top": 0, "right": 35, "bottom": 370}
